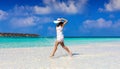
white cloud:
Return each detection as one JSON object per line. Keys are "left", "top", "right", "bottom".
{"left": 42, "top": 0, "right": 87, "bottom": 14}
{"left": 81, "top": 18, "right": 120, "bottom": 33}
{"left": 10, "top": 5, "right": 33, "bottom": 16}
{"left": 83, "top": 18, "right": 112, "bottom": 29}
{"left": 37, "top": 17, "right": 53, "bottom": 23}
{"left": 11, "top": 5, "right": 51, "bottom": 15}
{"left": 11, "top": 5, "right": 51, "bottom": 16}
{"left": 8, "top": 5, "right": 56, "bottom": 28}
{"left": 9, "top": 0, "right": 88, "bottom": 16}
{"left": 34, "top": 6, "right": 51, "bottom": 14}
{"left": 43, "top": 0, "right": 55, "bottom": 5}
{"left": 0, "top": 0, "right": 88, "bottom": 29}
{"left": 54, "top": 1, "right": 77, "bottom": 14}
{"left": 10, "top": 16, "right": 53, "bottom": 28}
{"left": 11, "top": 17, "right": 36, "bottom": 27}
{"left": 104, "top": 0, "right": 120, "bottom": 11}
{"left": 0, "top": 10, "right": 8, "bottom": 20}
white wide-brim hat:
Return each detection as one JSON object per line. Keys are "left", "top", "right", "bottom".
{"left": 53, "top": 18, "right": 62, "bottom": 24}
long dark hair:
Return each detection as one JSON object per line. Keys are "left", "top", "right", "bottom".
{"left": 56, "top": 22, "right": 63, "bottom": 27}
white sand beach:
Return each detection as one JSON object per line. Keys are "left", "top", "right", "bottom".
{"left": 0, "top": 42, "right": 120, "bottom": 69}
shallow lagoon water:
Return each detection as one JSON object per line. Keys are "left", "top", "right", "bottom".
{"left": 0, "top": 37, "right": 120, "bottom": 48}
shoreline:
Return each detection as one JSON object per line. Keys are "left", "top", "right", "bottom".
{"left": 1, "top": 41, "right": 120, "bottom": 49}
{"left": 0, "top": 43, "right": 120, "bottom": 69}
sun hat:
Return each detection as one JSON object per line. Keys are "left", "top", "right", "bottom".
{"left": 53, "top": 18, "right": 62, "bottom": 24}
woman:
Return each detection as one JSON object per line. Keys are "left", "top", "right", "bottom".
{"left": 50, "top": 18, "right": 72, "bottom": 57}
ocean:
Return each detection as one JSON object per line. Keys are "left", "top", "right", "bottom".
{"left": 0, "top": 37, "right": 120, "bottom": 48}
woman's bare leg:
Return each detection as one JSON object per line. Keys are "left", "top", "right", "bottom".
{"left": 50, "top": 41, "right": 59, "bottom": 57}
{"left": 60, "top": 42, "right": 72, "bottom": 56}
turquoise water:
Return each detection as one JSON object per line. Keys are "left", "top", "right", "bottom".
{"left": 0, "top": 37, "right": 120, "bottom": 48}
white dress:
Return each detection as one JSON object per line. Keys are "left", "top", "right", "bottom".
{"left": 56, "top": 26, "right": 64, "bottom": 42}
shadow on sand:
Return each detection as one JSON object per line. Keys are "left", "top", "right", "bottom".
{"left": 72, "top": 53, "right": 80, "bottom": 56}
{"left": 54, "top": 52, "right": 80, "bottom": 58}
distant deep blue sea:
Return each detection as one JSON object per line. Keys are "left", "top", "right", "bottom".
{"left": 0, "top": 37, "right": 120, "bottom": 48}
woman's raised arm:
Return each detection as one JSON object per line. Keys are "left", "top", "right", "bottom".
{"left": 61, "top": 18, "right": 68, "bottom": 27}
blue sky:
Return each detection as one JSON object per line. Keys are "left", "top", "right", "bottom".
{"left": 0, "top": 0, "right": 120, "bottom": 37}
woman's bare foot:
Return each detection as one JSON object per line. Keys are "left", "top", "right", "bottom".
{"left": 68, "top": 51, "right": 72, "bottom": 57}
{"left": 49, "top": 55, "right": 54, "bottom": 58}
